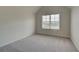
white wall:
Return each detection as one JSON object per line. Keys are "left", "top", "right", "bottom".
{"left": 36, "top": 6, "right": 71, "bottom": 38}
{"left": 0, "top": 6, "right": 39, "bottom": 47}
{"left": 71, "top": 7, "right": 79, "bottom": 51}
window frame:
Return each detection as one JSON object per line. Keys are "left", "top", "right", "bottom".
{"left": 42, "top": 14, "right": 60, "bottom": 30}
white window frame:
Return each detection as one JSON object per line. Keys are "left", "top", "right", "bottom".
{"left": 42, "top": 14, "right": 60, "bottom": 30}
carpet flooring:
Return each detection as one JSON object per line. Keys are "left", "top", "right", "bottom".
{"left": 0, "top": 34, "right": 78, "bottom": 52}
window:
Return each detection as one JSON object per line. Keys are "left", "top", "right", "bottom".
{"left": 42, "top": 14, "right": 60, "bottom": 30}
{"left": 42, "top": 15, "right": 50, "bottom": 29}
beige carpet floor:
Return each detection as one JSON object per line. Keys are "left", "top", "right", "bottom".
{"left": 0, "top": 34, "right": 78, "bottom": 52}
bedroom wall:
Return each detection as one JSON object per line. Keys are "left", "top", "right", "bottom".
{"left": 0, "top": 6, "right": 39, "bottom": 47}
{"left": 35, "top": 6, "right": 71, "bottom": 38}
{"left": 71, "top": 7, "right": 79, "bottom": 51}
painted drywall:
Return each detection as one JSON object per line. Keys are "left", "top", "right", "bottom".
{"left": 71, "top": 7, "right": 79, "bottom": 51}
{"left": 0, "top": 6, "right": 40, "bottom": 47}
{"left": 35, "top": 6, "right": 71, "bottom": 38}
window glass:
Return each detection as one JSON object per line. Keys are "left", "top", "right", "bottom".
{"left": 50, "top": 14, "right": 60, "bottom": 29}
{"left": 42, "top": 14, "right": 60, "bottom": 30}
{"left": 42, "top": 15, "right": 50, "bottom": 29}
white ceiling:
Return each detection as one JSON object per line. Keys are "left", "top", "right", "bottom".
{"left": 0, "top": 6, "right": 41, "bottom": 14}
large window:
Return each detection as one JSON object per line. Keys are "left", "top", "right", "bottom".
{"left": 42, "top": 14, "right": 60, "bottom": 30}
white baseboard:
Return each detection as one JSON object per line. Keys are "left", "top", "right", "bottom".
{"left": 0, "top": 34, "right": 34, "bottom": 48}
{"left": 36, "top": 33, "right": 70, "bottom": 39}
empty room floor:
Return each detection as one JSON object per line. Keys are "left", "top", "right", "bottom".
{"left": 0, "top": 34, "right": 78, "bottom": 52}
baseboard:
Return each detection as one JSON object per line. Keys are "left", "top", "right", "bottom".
{"left": 36, "top": 33, "right": 70, "bottom": 39}
{"left": 71, "top": 39, "right": 79, "bottom": 52}
{"left": 0, "top": 34, "right": 34, "bottom": 48}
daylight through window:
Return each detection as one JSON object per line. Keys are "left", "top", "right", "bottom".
{"left": 42, "top": 14, "right": 60, "bottom": 30}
